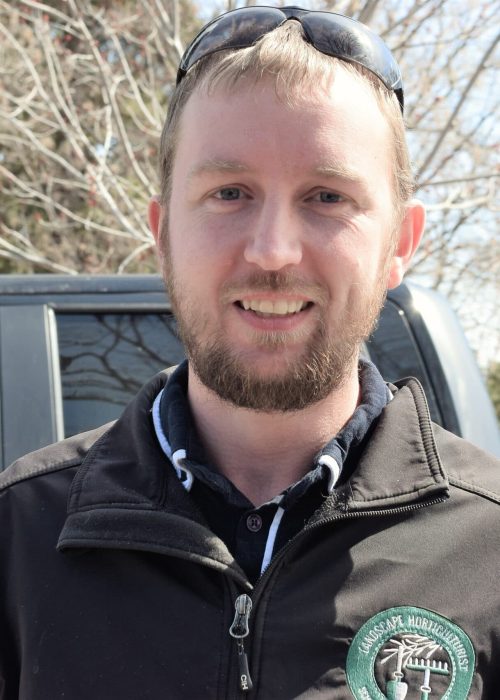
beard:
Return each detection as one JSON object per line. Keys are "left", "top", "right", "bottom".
{"left": 161, "top": 228, "right": 390, "bottom": 413}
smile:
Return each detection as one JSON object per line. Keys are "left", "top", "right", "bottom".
{"left": 237, "top": 299, "right": 311, "bottom": 317}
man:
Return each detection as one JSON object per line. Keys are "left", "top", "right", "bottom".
{"left": 0, "top": 7, "right": 498, "bottom": 699}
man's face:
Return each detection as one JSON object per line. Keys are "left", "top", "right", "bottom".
{"left": 155, "top": 69, "right": 412, "bottom": 411}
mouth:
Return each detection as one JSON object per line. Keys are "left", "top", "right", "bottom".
{"left": 235, "top": 298, "right": 313, "bottom": 318}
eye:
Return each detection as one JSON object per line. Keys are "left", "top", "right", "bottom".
{"left": 215, "top": 187, "right": 242, "bottom": 201}
{"left": 313, "top": 191, "right": 343, "bottom": 204}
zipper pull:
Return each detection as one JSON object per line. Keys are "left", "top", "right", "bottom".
{"left": 230, "top": 594, "right": 252, "bottom": 638}
{"left": 230, "top": 594, "right": 253, "bottom": 692}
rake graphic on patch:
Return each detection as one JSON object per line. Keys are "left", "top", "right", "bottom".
{"left": 406, "top": 657, "right": 450, "bottom": 700}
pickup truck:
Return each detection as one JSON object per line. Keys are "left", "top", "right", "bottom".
{"left": 0, "top": 274, "right": 498, "bottom": 470}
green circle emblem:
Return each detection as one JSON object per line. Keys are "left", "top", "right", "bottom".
{"left": 346, "top": 606, "right": 475, "bottom": 699}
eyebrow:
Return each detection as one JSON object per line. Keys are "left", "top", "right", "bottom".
{"left": 187, "top": 158, "right": 366, "bottom": 188}
{"left": 187, "top": 159, "right": 250, "bottom": 182}
{"left": 313, "top": 162, "right": 365, "bottom": 185}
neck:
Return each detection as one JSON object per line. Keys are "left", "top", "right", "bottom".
{"left": 187, "top": 363, "right": 361, "bottom": 506}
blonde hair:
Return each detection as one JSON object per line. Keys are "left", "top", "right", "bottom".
{"left": 159, "top": 22, "right": 414, "bottom": 219}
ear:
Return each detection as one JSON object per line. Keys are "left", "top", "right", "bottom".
{"left": 148, "top": 195, "right": 166, "bottom": 257}
{"left": 386, "top": 199, "right": 425, "bottom": 289}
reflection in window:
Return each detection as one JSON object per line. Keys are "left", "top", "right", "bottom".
{"left": 57, "top": 313, "right": 185, "bottom": 437}
{"left": 57, "top": 303, "right": 444, "bottom": 438}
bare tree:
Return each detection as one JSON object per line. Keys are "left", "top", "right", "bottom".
{"left": 358, "top": 0, "right": 499, "bottom": 367}
{"left": 1, "top": 0, "right": 498, "bottom": 364}
{"left": 0, "top": 0, "right": 198, "bottom": 273}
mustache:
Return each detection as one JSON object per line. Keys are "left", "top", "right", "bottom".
{"left": 220, "top": 271, "right": 327, "bottom": 303}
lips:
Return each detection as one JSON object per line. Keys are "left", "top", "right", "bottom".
{"left": 239, "top": 299, "right": 309, "bottom": 316}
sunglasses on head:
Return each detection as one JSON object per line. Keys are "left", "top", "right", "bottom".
{"left": 177, "top": 5, "right": 404, "bottom": 113}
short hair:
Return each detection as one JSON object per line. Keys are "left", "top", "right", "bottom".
{"left": 159, "top": 21, "right": 414, "bottom": 220}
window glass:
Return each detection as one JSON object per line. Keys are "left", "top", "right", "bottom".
{"left": 57, "top": 302, "right": 444, "bottom": 439}
{"left": 56, "top": 313, "right": 186, "bottom": 437}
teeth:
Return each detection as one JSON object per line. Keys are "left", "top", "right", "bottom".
{"left": 240, "top": 299, "right": 308, "bottom": 315}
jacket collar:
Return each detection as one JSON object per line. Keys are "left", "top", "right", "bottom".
{"left": 58, "top": 370, "right": 449, "bottom": 572}
{"left": 339, "top": 377, "right": 448, "bottom": 510}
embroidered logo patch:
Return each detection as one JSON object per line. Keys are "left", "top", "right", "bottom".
{"left": 346, "top": 606, "right": 475, "bottom": 699}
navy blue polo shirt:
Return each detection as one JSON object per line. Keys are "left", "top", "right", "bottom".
{"left": 153, "top": 360, "right": 390, "bottom": 583}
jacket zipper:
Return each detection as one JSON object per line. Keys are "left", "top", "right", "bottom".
{"left": 229, "top": 593, "right": 253, "bottom": 692}
{"left": 256, "top": 495, "right": 447, "bottom": 592}
{"left": 228, "top": 495, "right": 447, "bottom": 695}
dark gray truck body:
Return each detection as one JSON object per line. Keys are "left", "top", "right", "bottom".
{"left": 0, "top": 274, "right": 498, "bottom": 469}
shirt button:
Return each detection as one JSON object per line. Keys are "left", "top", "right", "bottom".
{"left": 246, "top": 513, "right": 262, "bottom": 533}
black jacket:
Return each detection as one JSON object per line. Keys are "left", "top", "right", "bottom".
{"left": 0, "top": 371, "right": 499, "bottom": 699}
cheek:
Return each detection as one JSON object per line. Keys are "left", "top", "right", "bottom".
{"left": 322, "top": 238, "right": 388, "bottom": 306}
{"left": 167, "top": 219, "right": 207, "bottom": 273}
{"left": 166, "top": 224, "right": 232, "bottom": 307}
{"left": 174, "top": 231, "right": 248, "bottom": 301}
{"left": 169, "top": 207, "right": 240, "bottom": 259}
{"left": 320, "top": 235, "right": 368, "bottom": 278}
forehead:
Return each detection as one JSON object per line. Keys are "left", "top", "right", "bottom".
{"left": 171, "top": 67, "right": 393, "bottom": 192}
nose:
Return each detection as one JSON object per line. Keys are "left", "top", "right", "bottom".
{"left": 243, "top": 198, "right": 303, "bottom": 270}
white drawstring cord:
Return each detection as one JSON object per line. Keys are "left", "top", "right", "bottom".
{"left": 152, "top": 389, "right": 193, "bottom": 492}
{"left": 153, "top": 388, "right": 343, "bottom": 556}
{"left": 317, "top": 454, "right": 341, "bottom": 493}
{"left": 260, "top": 501, "right": 285, "bottom": 575}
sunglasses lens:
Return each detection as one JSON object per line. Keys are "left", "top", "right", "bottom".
{"left": 180, "top": 7, "right": 284, "bottom": 76}
{"left": 302, "top": 13, "right": 402, "bottom": 91}
{"left": 178, "top": 7, "right": 403, "bottom": 109}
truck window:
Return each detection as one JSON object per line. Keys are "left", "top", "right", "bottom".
{"left": 56, "top": 303, "right": 442, "bottom": 438}
{"left": 56, "top": 313, "right": 185, "bottom": 437}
